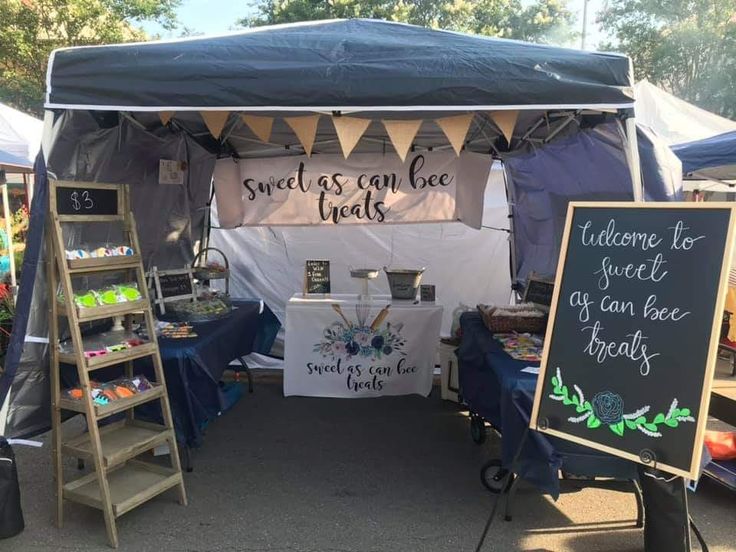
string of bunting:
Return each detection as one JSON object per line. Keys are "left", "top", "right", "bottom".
{"left": 158, "top": 110, "right": 519, "bottom": 159}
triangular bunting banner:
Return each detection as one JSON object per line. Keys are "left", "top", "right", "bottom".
{"left": 332, "top": 116, "right": 372, "bottom": 158}
{"left": 159, "top": 111, "right": 175, "bottom": 126}
{"left": 201, "top": 111, "right": 230, "bottom": 139}
{"left": 285, "top": 114, "right": 321, "bottom": 157}
{"left": 241, "top": 114, "right": 274, "bottom": 143}
{"left": 436, "top": 114, "right": 474, "bottom": 156}
{"left": 488, "top": 110, "right": 519, "bottom": 144}
{"left": 382, "top": 119, "right": 423, "bottom": 162}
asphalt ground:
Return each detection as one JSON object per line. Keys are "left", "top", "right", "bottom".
{"left": 3, "top": 373, "right": 735, "bottom": 552}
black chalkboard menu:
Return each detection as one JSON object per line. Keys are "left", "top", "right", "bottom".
{"left": 531, "top": 203, "right": 736, "bottom": 479}
{"left": 304, "top": 260, "right": 330, "bottom": 294}
{"left": 55, "top": 184, "right": 119, "bottom": 216}
{"left": 158, "top": 272, "right": 193, "bottom": 299}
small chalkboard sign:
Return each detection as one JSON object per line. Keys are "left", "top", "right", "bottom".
{"left": 420, "top": 284, "right": 436, "bottom": 302}
{"left": 304, "top": 260, "right": 330, "bottom": 294}
{"left": 151, "top": 266, "right": 196, "bottom": 315}
{"left": 55, "top": 183, "right": 120, "bottom": 217}
{"left": 530, "top": 203, "right": 736, "bottom": 479}
{"left": 523, "top": 273, "right": 555, "bottom": 310}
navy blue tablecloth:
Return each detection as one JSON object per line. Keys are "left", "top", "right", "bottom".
{"left": 135, "top": 299, "right": 280, "bottom": 447}
{"left": 458, "top": 311, "right": 637, "bottom": 498}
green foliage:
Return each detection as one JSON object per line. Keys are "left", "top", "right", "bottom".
{"left": 240, "top": 0, "right": 577, "bottom": 45}
{"left": 0, "top": 0, "right": 181, "bottom": 116}
{"left": 598, "top": 0, "right": 736, "bottom": 118}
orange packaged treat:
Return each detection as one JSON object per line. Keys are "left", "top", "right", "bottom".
{"left": 113, "top": 385, "right": 135, "bottom": 399}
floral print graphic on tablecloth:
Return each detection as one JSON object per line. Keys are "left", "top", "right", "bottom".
{"left": 314, "top": 311, "right": 406, "bottom": 361}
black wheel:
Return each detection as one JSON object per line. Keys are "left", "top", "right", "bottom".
{"left": 470, "top": 414, "right": 486, "bottom": 444}
{"left": 480, "top": 459, "right": 513, "bottom": 494}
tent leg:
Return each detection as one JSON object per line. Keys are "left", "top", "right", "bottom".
{"left": 625, "top": 117, "right": 644, "bottom": 202}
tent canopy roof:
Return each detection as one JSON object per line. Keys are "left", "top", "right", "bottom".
{"left": 671, "top": 130, "right": 736, "bottom": 181}
{"left": 46, "top": 19, "right": 634, "bottom": 112}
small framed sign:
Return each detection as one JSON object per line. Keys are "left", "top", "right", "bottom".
{"left": 523, "top": 273, "right": 555, "bottom": 311}
{"left": 420, "top": 284, "right": 436, "bottom": 302}
{"left": 52, "top": 181, "right": 122, "bottom": 220}
{"left": 150, "top": 266, "right": 196, "bottom": 315}
{"left": 159, "top": 159, "right": 186, "bottom": 185}
{"left": 304, "top": 260, "right": 330, "bottom": 295}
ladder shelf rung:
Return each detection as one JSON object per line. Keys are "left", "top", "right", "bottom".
{"left": 58, "top": 342, "right": 158, "bottom": 371}
{"left": 63, "top": 459, "right": 181, "bottom": 518}
{"left": 67, "top": 254, "right": 141, "bottom": 274}
{"left": 58, "top": 383, "right": 165, "bottom": 420}
{"left": 61, "top": 419, "right": 172, "bottom": 469}
{"left": 58, "top": 299, "right": 150, "bottom": 321}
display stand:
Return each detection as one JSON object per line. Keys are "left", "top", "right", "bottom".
{"left": 47, "top": 180, "right": 186, "bottom": 548}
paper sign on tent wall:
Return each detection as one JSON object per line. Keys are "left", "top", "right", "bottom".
{"left": 212, "top": 151, "right": 490, "bottom": 228}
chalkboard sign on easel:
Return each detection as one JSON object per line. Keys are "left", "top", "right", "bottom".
{"left": 53, "top": 181, "right": 121, "bottom": 219}
{"left": 304, "top": 260, "right": 330, "bottom": 295}
{"left": 150, "top": 266, "right": 196, "bottom": 315}
{"left": 530, "top": 202, "right": 736, "bottom": 479}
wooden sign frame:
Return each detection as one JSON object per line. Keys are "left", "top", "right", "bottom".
{"left": 50, "top": 180, "right": 124, "bottom": 222}
{"left": 150, "top": 266, "right": 196, "bottom": 315}
{"left": 530, "top": 202, "right": 736, "bottom": 479}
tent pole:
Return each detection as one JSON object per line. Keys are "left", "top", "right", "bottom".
{"left": 501, "top": 163, "right": 519, "bottom": 302}
{"left": 625, "top": 117, "right": 644, "bottom": 202}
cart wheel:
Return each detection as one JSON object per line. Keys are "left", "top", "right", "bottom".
{"left": 481, "top": 459, "right": 513, "bottom": 494}
{"left": 470, "top": 414, "right": 486, "bottom": 444}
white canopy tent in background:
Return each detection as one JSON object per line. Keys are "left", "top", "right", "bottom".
{"left": 633, "top": 81, "right": 736, "bottom": 146}
{"left": 0, "top": 103, "right": 42, "bottom": 164}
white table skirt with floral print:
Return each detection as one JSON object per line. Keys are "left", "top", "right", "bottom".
{"left": 284, "top": 294, "right": 443, "bottom": 398}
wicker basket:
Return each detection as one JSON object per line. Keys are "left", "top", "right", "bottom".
{"left": 477, "top": 303, "right": 547, "bottom": 334}
{"left": 192, "top": 247, "right": 230, "bottom": 294}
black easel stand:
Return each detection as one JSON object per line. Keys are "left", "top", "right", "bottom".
{"left": 474, "top": 425, "right": 532, "bottom": 552}
{"left": 637, "top": 451, "right": 709, "bottom": 552}
{"left": 474, "top": 430, "right": 710, "bottom": 552}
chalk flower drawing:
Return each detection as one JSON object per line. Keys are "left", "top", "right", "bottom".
{"left": 549, "top": 367, "right": 695, "bottom": 438}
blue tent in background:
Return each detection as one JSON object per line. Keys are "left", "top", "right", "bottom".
{"left": 671, "top": 130, "right": 736, "bottom": 181}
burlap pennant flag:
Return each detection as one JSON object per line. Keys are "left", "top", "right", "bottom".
{"left": 382, "top": 119, "right": 423, "bottom": 162}
{"left": 436, "top": 113, "right": 474, "bottom": 155}
{"left": 241, "top": 114, "right": 274, "bottom": 143}
{"left": 159, "top": 111, "right": 175, "bottom": 126}
{"left": 488, "top": 110, "right": 519, "bottom": 144}
{"left": 200, "top": 111, "right": 230, "bottom": 139}
{"left": 285, "top": 114, "right": 321, "bottom": 156}
{"left": 332, "top": 116, "right": 372, "bottom": 158}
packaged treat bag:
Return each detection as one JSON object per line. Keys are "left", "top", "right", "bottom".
{"left": 0, "top": 437, "right": 24, "bottom": 539}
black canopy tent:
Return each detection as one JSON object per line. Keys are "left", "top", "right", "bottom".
{"left": 0, "top": 18, "right": 673, "bottom": 438}
{"left": 46, "top": 19, "right": 633, "bottom": 112}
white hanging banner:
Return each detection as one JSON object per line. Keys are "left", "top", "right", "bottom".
{"left": 213, "top": 151, "right": 490, "bottom": 228}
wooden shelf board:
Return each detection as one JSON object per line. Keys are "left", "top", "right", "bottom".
{"left": 63, "top": 460, "right": 181, "bottom": 518}
{"left": 58, "top": 342, "right": 157, "bottom": 371}
{"left": 62, "top": 419, "right": 171, "bottom": 469}
{"left": 67, "top": 254, "right": 141, "bottom": 273}
{"left": 58, "top": 384, "right": 164, "bottom": 419}
{"left": 74, "top": 299, "right": 149, "bottom": 322}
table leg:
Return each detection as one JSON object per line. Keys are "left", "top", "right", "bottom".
{"left": 237, "top": 357, "right": 254, "bottom": 393}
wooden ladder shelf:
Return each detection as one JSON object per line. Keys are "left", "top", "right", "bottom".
{"left": 47, "top": 180, "right": 186, "bottom": 548}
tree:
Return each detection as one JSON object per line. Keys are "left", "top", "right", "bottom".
{"left": 0, "top": 0, "right": 181, "bottom": 116}
{"left": 240, "top": 0, "right": 577, "bottom": 46}
{"left": 598, "top": 0, "right": 736, "bottom": 118}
